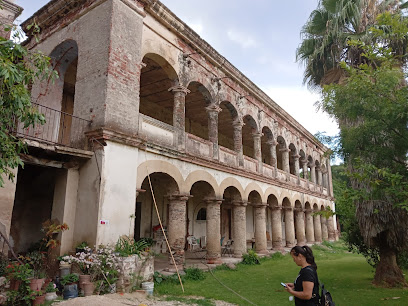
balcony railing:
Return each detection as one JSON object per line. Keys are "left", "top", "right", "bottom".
{"left": 15, "top": 103, "right": 92, "bottom": 150}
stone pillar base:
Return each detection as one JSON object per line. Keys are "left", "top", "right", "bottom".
{"left": 207, "top": 257, "right": 222, "bottom": 264}
{"left": 256, "top": 250, "right": 269, "bottom": 255}
{"left": 166, "top": 265, "right": 184, "bottom": 273}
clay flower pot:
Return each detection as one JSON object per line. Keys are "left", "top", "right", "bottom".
{"left": 79, "top": 274, "right": 91, "bottom": 290}
{"left": 29, "top": 278, "right": 44, "bottom": 291}
{"left": 82, "top": 281, "right": 94, "bottom": 297}
{"left": 32, "top": 294, "right": 45, "bottom": 305}
{"left": 9, "top": 279, "right": 21, "bottom": 291}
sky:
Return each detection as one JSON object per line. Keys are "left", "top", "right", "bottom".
{"left": 15, "top": 0, "right": 338, "bottom": 138}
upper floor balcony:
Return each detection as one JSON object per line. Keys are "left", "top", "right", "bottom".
{"left": 15, "top": 103, "right": 92, "bottom": 152}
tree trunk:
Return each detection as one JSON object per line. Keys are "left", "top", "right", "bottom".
{"left": 374, "top": 247, "right": 407, "bottom": 287}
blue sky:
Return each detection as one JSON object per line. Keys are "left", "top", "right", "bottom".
{"left": 15, "top": 0, "right": 338, "bottom": 137}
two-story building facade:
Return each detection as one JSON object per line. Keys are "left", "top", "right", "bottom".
{"left": 0, "top": 0, "right": 338, "bottom": 266}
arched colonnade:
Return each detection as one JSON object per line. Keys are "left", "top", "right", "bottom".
{"left": 136, "top": 160, "right": 336, "bottom": 266}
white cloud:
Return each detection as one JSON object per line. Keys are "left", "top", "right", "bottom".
{"left": 262, "top": 86, "right": 339, "bottom": 137}
{"left": 227, "top": 29, "right": 258, "bottom": 49}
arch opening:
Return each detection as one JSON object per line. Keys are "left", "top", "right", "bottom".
{"left": 218, "top": 101, "right": 237, "bottom": 151}
{"left": 242, "top": 115, "right": 258, "bottom": 159}
{"left": 139, "top": 54, "right": 178, "bottom": 126}
{"left": 185, "top": 82, "right": 212, "bottom": 140}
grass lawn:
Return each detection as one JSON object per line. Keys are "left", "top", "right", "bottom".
{"left": 155, "top": 242, "right": 408, "bottom": 306}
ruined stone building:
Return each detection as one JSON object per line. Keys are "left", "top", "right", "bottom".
{"left": 0, "top": 0, "right": 338, "bottom": 265}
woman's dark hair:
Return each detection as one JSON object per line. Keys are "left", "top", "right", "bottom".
{"left": 291, "top": 245, "right": 317, "bottom": 270}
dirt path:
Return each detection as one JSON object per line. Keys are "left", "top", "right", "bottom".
{"left": 55, "top": 292, "right": 236, "bottom": 306}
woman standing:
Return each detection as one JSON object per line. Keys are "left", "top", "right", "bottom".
{"left": 284, "top": 246, "right": 320, "bottom": 305}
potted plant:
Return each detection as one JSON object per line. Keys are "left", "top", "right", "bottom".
{"left": 61, "top": 247, "right": 97, "bottom": 291}
{"left": 5, "top": 263, "right": 34, "bottom": 304}
{"left": 44, "top": 281, "right": 58, "bottom": 301}
{"left": 31, "top": 290, "right": 45, "bottom": 306}
{"left": 91, "top": 245, "right": 119, "bottom": 295}
{"left": 61, "top": 273, "right": 79, "bottom": 300}
{"left": 75, "top": 241, "right": 89, "bottom": 254}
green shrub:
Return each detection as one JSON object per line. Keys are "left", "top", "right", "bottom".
{"left": 184, "top": 267, "right": 206, "bottom": 281}
{"left": 242, "top": 250, "right": 260, "bottom": 265}
{"left": 60, "top": 273, "right": 79, "bottom": 286}
{"left": 115, "top": 237, "right": 148, "bottom": 257}
{"left": 269, "top": 252, "right": 284, "bottom": 260}
{"left": 0, "top": 253, "right": 8, "bottom": 277}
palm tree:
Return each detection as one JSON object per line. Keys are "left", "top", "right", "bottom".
{"left": 298, "top": 0, "right": 408, "bottom": 287}
{"left": 296, "top": 0, "right": 405, "bottom": 90}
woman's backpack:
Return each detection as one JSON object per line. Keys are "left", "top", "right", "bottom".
{"left": 320, "top": 284, "right": 335, "bottom": 306}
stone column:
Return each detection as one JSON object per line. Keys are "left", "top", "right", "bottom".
{"left": 321, "top": 216, "right": 329, "bottom": 241}
{"left": 271, "top": 205, "right": 283, "bottom": 249}
{"left": 284, "top": 207, "right": 296, "bottom": 247}
{"left": 301, "top": 159, "right": 308, "bottom": 180}
{"left": 309, "top": 163, "right": 316, "bottom": 184}
{"left": 206, "top": 104, "right": 221, "bottom": 160}
{"left": 313, "top": 213, "right": 322, "bottom": 243}
{"left": 169, "top": 85, "right": 190, "bottom": 151}
{"left": 294, "top": 208, "right": 306, "bottom": 245}
{"left": 232, "top": 119, "right": 244, "bottom": 167}
{"left": 205, "top": 198, "right": 222, "bottom": 263}
{"left": 233, "top": 201, "right": 247, "bottom": 257}
{"left": 254, "top": 203, "right": 268, "bottom": 254}
{"left": 327, "top": 161, "right": 334, "bottom": 197}
{"left": 305, "top": 209, "right": 315, "bottom": 243}
{"left": 317, "top": 167, "right": 323, "bottom": 186}
{"left": 327, "top": 215, "right": 336, "bottom": 241}
{"left": 267, "top": 140, "right": 277, "bottom": 171}
{"left": 281, "top": 148, "right": 290, "bottom": 173}
{"left": 293, "top": 155, "right": 300, "bottom": 177}
{"left": 167, "top": 194, "right": 190, "bottom": 266}
{"left": 253, "top": 132, "right": 263, "bottom": 173}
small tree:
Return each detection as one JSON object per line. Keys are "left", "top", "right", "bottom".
{"left": 0, "top": 23, "right": 57, "bottom": 187}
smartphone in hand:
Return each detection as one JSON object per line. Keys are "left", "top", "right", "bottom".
{"left": 281, "top": 282, "right": 287, "bottom": 288}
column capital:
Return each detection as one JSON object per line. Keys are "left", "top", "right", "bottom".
{"left": 252, "top": 131, "right": 263, "bottom": 139}
{"left": 168, "top": 85, "right": 190, "bottom": 95}
{"left": 266, "top": 139, "right": 277, "bottom": 146}
{"left": 283, "top": 206, "right": 293, "bottom": 211}
{"left": 305, "top": 209, "right": 313, "bottom": 213}
{"left": 279, "top": 148, "right": 290, "bottom": 153}
{"left": 300, "top": 158, "right": 308, "bottom": 164}
{"left": 205, "top": 104, "right": 222, "bottom": 113}
{"left": 167, "top": 193, "right": 192, "bottom": 202}
{"left": 232, "top": 200, "right": 247, "bottom": 207}
{"left": 252, "top": 203, "right": 268, "bottom": 208}
{"left": 271, "top": 205, "right": 282, "bottom": 211}
{"left": 308, "top": 162, "right": 315, "bottom": 168}
{"left": 232, "top": 118, "right": 244, "bottom": 129}
{"left": 204, "top": 198, "right": 223, "bottom": 205}
{"left": 294, "top": 207, "right": 304, "bottom": 212}
{"left": 292, "top": 154, "right": 300, "bottom": 160}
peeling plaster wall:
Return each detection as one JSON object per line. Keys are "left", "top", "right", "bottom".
{"left": 0, "top": 169, "right": 18, "bottom": 238}
{"left": 96, "top": 141, "right": 139, "bottom": 245}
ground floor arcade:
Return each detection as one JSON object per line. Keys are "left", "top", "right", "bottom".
{"left": 0, "top": 140, "right": 337, "bottom": 268}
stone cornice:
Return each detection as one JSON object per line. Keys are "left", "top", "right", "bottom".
{"left": 143, "top": 0, "right": 328, "bottom": 153}
{"left": 2, "top": 1, "right": 23, "bottom": 18}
